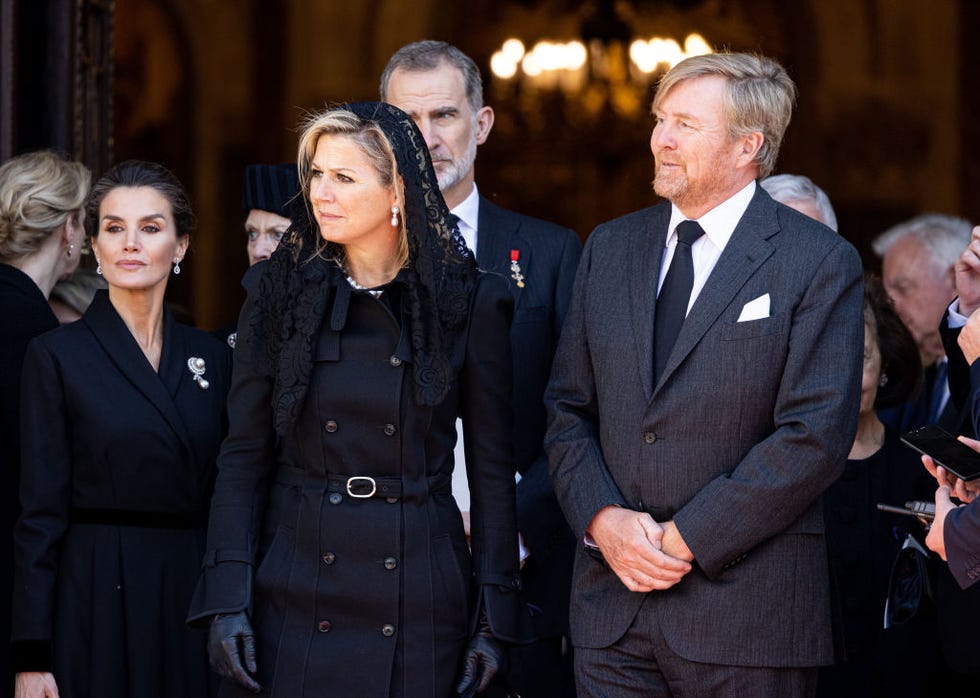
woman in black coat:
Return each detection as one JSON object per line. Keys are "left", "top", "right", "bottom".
{"left": 191, "top": 102, "right": 526, "bottom": 697}
{"left": 0, "top": 151, "right": 90, "bottom": 698}
{"left": 818, "top": 275, "right": 940, "bottom": 697}
{"left": 12, "top": 161, "right": 231, "bottom": 698}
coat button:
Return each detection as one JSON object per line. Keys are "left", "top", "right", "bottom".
{"left": 389, "top": 355, "right": 402, "bottom": 367}
{"left": 643, "top": 432, "right": 657, "bottom": 444}
{"left": 384, "top": 556, "right": 397, "bottom": 570}
{"left": 322, "top": 552, "right": 336, "bottom": 565}
{"left": 318, "top": 620, "right": 332, "bottom": 633}
{"left": 383, "top": 424, "right": 397, "bottom": 436}
{"left": 382, "top": 624, "right": 396, "bottom": 637}
{"left": 329, "top": 492, "right": 342, "bottom": 505}
{"left": 324, "top": 420, "right": 338, "bottom": 433}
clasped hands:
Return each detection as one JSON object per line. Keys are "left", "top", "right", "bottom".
{"left": 921, "top": 435, "right": 980, "bottom": 561}
{"left": 587, "top": 505, "right": 693, "bottom": 592}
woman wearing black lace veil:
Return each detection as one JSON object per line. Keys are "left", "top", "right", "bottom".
{"left": 188, "top": 102, "right": 526, "bottom": 697}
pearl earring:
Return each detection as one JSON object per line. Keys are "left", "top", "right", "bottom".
{"left": 879, "top": 373, "right": 888, "bottom": 388}
{"left": 96, "top": 262, "right": 102, "bottom": 275}
{"left": 173, "top": 260, "right": 181, "bottom": 275}
{"left": 66, "top": 243, "right": 74, "bottom": 258}
{"left": 391, "top": 206, "right": 399, "bottom": 227}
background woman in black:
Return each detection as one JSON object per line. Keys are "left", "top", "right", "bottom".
{"left": 12, "top": 161, "right": 231, "bottom": 698}
{"left": 819, "top": 275, "right": 939, "bottom": 697}
{"left": 0, "top": 151, "right": 89, "bottom": 698}
{"left": 191, "top": 103, "right": 525, "bottom": 697}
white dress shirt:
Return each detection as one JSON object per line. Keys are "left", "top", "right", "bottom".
{"left": 659, "top": 180, "right": 757, "bottom": 313}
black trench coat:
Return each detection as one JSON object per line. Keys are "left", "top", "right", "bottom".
{"left": 189, "top": 265, "right": 525, "bottom": 697}
{"left": 12, "top": 290, "right": 231, "bottom": 698}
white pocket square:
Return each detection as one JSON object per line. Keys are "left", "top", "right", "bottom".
{"left": 737, "top": 293, "right": 770, "bottom": 322}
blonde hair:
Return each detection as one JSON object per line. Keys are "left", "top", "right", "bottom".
{"left": 0, "top": 151, "right": 91, "bottom": 262}
{"left": 296, "top": 109, "right": 408, "bottom": 268}
{"left": 653, "top": 53, "right": 796, "bottom": 179}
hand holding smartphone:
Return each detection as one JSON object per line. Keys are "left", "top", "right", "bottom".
{"left": 901, "top": 425, "right": 980, "bottom": 482}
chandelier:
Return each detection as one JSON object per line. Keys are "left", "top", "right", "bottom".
{"left": 489, "top": 0, "right": 712, "bottom": 119}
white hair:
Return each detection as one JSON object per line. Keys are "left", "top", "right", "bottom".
{"left": 871, "top": 213, "right": 972, "bottom": 272}
{"left": 760, "top": 174, "right": 837, "bottom": 231}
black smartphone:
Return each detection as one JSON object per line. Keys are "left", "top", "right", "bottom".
{"left": 901, "top": 424, "right": 980, "bottom": 482}
{"left": 876, "top": 501, "right": 935, "bottom": 522}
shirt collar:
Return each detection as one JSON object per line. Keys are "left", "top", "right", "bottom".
{"left": 451, "top": 183, "right": 480, "bottom": 234}
{"left": 666, "top": 180, "right": 756, "bottom": 251}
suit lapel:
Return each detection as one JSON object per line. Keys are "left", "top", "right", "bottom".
{"left": 476, "top": 197, "right": 532, "bottom": 297}
{"left": 629, "top": 205, "right": 670, "bottom": 400}
{"left": 83, "top": 291, "right": 194, "bottom": 458}
{"left": 654, "top": 188, "right": 779, "bottom": 393}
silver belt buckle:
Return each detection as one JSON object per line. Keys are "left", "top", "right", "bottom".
{"left": 346, "top": 476, "right": 376, "bottom": 498}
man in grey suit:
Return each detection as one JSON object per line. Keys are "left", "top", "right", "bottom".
{"left": 382, "top": 41, "right": 582, "bottom": 696}
{"left": 545, "top": 53, "right": 865, "bottom": 696}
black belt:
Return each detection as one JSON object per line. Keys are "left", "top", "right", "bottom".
{"left": 70, "top": 508, "right": 206, "bottom": 528}
{"left": 275, "top": 466, "right": 450, "bottom": 500}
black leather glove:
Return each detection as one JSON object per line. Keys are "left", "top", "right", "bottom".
{"left": 455, "top": 608, "right": 505, "bottom": 697}
{"left": 208, "top": 611, "right": 262, "bottom": 693}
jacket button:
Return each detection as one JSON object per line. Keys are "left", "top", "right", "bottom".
{"left": 383, "top": 424, "right": 397, "bottom": 436}
{"left": 643, "top": 432, "right": 657, "bottom": 444}
{"left": 322, "top": 552, "right": 336, "bottom": 565}
{"left": 329, "top": 492, "right": 342, "bottom": 505}
{"left": 389, "top": 355, "right": 402, "bottom": 367}
{"left": 324, "top": 420, "right": 338, "bottom": 433}
{"left": 384, "top": 556, "right": 397, "bottom": 570}
{"left": 382, "top": 624, "right": 396, "bottom": 637}
{"left": 318, "top": 620, "right": 331, "bottom": 633}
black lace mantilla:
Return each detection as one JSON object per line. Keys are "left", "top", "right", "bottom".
{"left": 247, "top": 101, "right": 478, "bottom": 432}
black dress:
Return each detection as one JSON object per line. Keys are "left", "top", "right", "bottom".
{"left": 0, "top": 263, "right": 59, "bottom": 698}
{"left": 818, "top": 429, "right": 941, "bottom": 697}
{"left": 189, "top": 265, "right": 524, "bottom": 697}
{"left": 11, "top": 290, "right": 231, "bottom": 698}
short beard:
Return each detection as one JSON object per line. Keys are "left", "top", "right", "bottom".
{"left": 652, "top": 165, "right": 687, "bottom": 202}
{"left": 436, "top": 130, "right": 478, "bottom": 195}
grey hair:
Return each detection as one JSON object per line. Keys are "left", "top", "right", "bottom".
{"left": 760, "top": 174, "right": 838, "bottom": 231}
{"left": 380, "top": 40, "right": 484, "bottom": 112}
{"left": 872, "top": 213, "right": 972, "bottom": 273}
{"left": 653, "top": 52, "right": 796, "bottom": 179}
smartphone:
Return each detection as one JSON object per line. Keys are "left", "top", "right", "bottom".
{"left": 876, "top": 501, "right": 935, "bottom": 522}
{"left": 901, "top": 424, "right": 980, "bottom": 482}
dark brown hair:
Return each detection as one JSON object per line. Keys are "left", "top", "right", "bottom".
{"left": 86, "top": 160, "right": 195, "bottom": 239}
{"left": 864, "top": 273, "right": 921, "bottom": 408}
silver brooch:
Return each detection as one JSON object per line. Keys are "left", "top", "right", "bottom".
{"left": 187, "top": 357, "right": 210, "bottom": 390}
{"left": 227, "top": 332, "right": 237, "bottom": 349}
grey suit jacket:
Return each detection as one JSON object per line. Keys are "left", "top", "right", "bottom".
{"left": 545, "top": 186, "right": 864, "bottom": 667}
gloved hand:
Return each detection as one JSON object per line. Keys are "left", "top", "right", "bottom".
{"left": 455, "top": 609, "right": 505, "bottom": 697}
{"left": 208, "top": 611, "right": 262, "bottom": 693}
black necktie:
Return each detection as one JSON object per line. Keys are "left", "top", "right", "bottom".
{"left": 654, "top": 220, "right": 705, "bottom": 381}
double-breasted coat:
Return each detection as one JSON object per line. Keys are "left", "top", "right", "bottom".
{"left": 188, "top": 262, "right": 525, "bottom": 697}
{"left": 12, "top": 290, "right": 231, "bottom": 698}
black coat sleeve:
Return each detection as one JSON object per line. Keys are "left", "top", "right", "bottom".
{"left": 11, "top": 338, "right": 72, "bottom": 672}
{"left": 187, "top": 292, "right": 277, "bottom": 624}
{"left": 460, "top": 273, "right": 531, "bottom": 643}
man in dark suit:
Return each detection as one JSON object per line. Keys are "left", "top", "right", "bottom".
{"left": 545, "top": 52, "right": 865, "bottom": 696}
{"left": 381, "top": 40, "right": 582, "bottom": 696}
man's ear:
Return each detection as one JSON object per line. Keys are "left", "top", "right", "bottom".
{"left": 475, "top": 106, "right": 495, "bottom": 145}
{"left": 734, "top": 131, "right": 764, "bottom": 169}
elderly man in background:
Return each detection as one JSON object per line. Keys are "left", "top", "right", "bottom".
{"left": 872, "top": 214, "right": 972, "bottom": 432}
{"left": 381, "top": 40, "right": 582, "bottom": 697}
{"left": 760, "top": 173, "right": 837, "bottom": 231}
